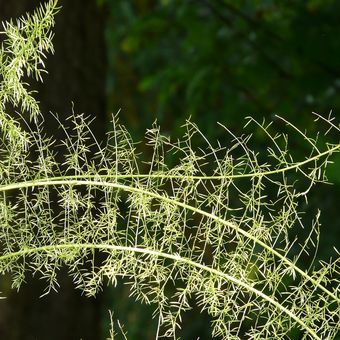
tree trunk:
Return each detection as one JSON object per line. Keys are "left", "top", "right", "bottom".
{"left": 0, "top": 1, "right": 107, "bottom": 339}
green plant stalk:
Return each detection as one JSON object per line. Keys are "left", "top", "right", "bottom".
{"left": 0, "top": 177, "right": 338, "bottom": 305}
{"left": 18, "top": 143, "right": 338, "bottom": 181}
{"left": 0, "top": 242, "right": 321, "bottom": 339}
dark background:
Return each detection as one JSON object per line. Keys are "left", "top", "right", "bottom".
{"left": 0, "top": 0, "right": 339, "bottom": 339}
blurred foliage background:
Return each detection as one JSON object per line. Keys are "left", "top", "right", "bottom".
{"left": 1, "top": 0, "right": 340, "bottom": 339}
{"left": 105, "top": 0, "right": 340, "bottom": 136}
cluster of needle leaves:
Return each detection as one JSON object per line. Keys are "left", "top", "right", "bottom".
{"left": 0, "top": 1, "right": 339, "bottom": 339}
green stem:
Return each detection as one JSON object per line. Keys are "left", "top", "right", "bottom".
{"left": 0, "top": 242, "right": 321, "bottom": 340}
{"left": 0, "top": 178, "right": 338, "bottom": 304}
{"left": 32, "top": 143, "right": 339, "bottom": 181}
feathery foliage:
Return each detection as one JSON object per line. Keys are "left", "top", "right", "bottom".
{"left": 0, "top": 1, "right": 339, "bottom": 339}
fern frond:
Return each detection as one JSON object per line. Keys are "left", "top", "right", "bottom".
{"left": 0, "top": 111, "right": 339, "bottom": 339}
{"left": 0, "top": 2, "right": 339, "bottom": 339}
